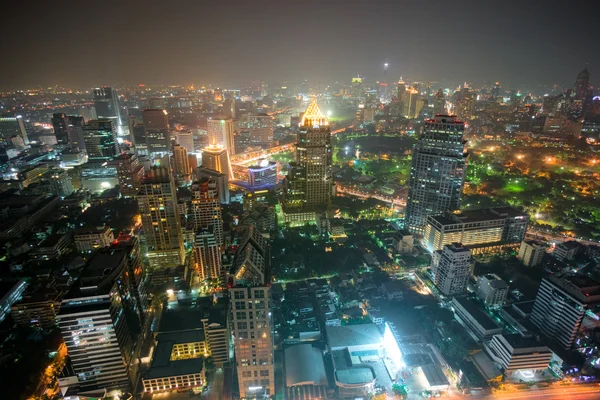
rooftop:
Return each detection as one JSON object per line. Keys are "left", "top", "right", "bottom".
{"left": 144, "top": 340, "right": 204, "bottom": 380}
{"left": 69, "top": 248, "right": 127, "bottom": 297}
{"left": 332, "top": 349, "right": 375, "bottom": 385}
{"left": 547, "top": 274, "right": 600, "bottom": 303}
{"left": 500, "top": 333, "right": 549, "bottom": 350}
{"left": 430, "top": 206, "right": 528, "bottom": 226}
{"left": 326, "top": 324, "right": 381, "bottom": 349}
{"left": 284, "top": 344, "right": 328, "bottom": 387}
{"left": 453, "top": 297, "right": 502, "bottom": 331}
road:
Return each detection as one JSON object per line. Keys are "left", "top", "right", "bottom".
{"left": 487, "top": 384, "right": 600, "bottom": 399}
{"left": 525, "top": 230, "right": 600, "bottom": 247}
{"left": 335, "top": 183, "right": 406, "bottom": 209}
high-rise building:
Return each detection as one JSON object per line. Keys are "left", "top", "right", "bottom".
{"left": 49, "top": 169, "right": 75, "bottom": 197}
{"left": 110, "top": 153, "right": 144, "bottom": 197}
{"left": 229, "top": 226, "right": 274, "bottom": 398}
{"left": 222, "top": 98, "right": 236, "bottom": 119}
{"left": 52, "top": 113, "right": 71, "bottom": 144}
{"left": 491, "top": 82, "right": 501, "bottom": 99}
{"left": 79, "top": 105, "right": 97, "bottom": 122}
{"left": 82, "top": 119, "right": 119, "bottom": 160}
{"left": 248, "top": 160, "right": 277, "bottom": 188}
{"left": 0, "top": 115, "right": 28, "bottom": 145}
{"left": 433, "top": 89, "right": 446, "bottom": 115}
{"left": 175, "top": 130, "right": 195, "bottom": 152}
{"left": 574, "top": 68, "right": 591, "bottom": 102}
{"left": 143, "top": 108, "right": 170, "bottom": 154}
{"left": 93, "top": 87, "right": 122, "bottom": 127}
{"left": 282, "top": 99, "right": 332, "bottom": 220}
{"left": 517, "top": 240, "right": 545, "bottom": 267}
{"left": 431, "top": 243, "right": 471, "bottom": 296}
{"left": 193, "top": 227, "right": 222, "bottom": 281}
{"left": 172, "top": 144, "right": 191, "bottom": 180}
{"left": 476, "top": 273, "right": 508, "bottom": 308}
{"left": 195, "top": 167, "right": 230, "bottom": 204}
{"left": 423, "top": 207, "right": 529, "bottom": 254}
{"left": 190, "top": 178, "right": 223, "bottom": 246}
{"left": 137, "top": 165, "right": 185, "bottom": 269}
{"left": 405, "top": 115, "right": 467, "bottom": 235}
{"left": 207, "top": 117, "right": 235, "bottom": 155}
{"left": 201, "top": 143, "right": 234, "bottom": 179}
{"left": 129, "top": 114, "right": 147, "bottom": 155}
{"left": 57, "top": 248, "right": 142, "bottom": 394}
{"left": 248, "top": 114, "right": 274, "bottom": 148}
{"left": 454, "top": 87, "right": 475, "bottom": 120}
{"left": 531, "top": 275, "right": 600, "bottom": 349}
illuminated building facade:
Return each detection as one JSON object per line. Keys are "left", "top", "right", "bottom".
{"left": 432, "top": 243, "right": 471, "bottom": 296}
{"left": 248, "top": 160, "right": 277, "bottom": 188}
{"left": 207, "top": 117, "right": 235, "bottom": 155}
{"left": 143, "top": 108, "right": 170, "bottom": 154}
{"left": 137, "top": 165, "right": 185, "bottom": 269}
{"left": 194, "top": 227, "right": 222, "bottom": 281}
{"left": 405, "top": 115, "right": 467, "bottom": 236}
{"left": 201, "top": 144, "right": 234, "bottom": 180}
{"left": 172, "top": 144, "right": 191, "bottom": 179}
{"left": 0, "top": 115, "right": 28, "bottom": 145}
{"left": 282, "top": 99, "right": 332, "bottom": 223}
{"left": 229, "top": 226, "right": 274, "bottom": 398}
{"left": 190, "top": 178, "right": 223, "bottom": 246}
{"left": 423, "top": 207, "right": 529, "bottom": 254}
{"left": 82, "top": 119, "right": 119, "bottom": 160}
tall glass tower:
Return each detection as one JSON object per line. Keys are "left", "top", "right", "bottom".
{"left": 404, "top": 115, "right": 467, "bottom": 235}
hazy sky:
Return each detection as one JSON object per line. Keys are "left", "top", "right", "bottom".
{"left": 0, "top": 0, "right": 597, "bottom": 90}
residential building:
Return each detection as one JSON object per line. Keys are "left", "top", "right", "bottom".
{"left": 172, "top": 144, "right": 191, "bottom": 180}
{"left": 193, "top": 227, "right": 222, "bottom": 281}
{"left": 30, "top": 233, "right": 71, "bottom": 260}
{"left": 486, "top": 334, "right": 552, "bottom": 374}
{"left": 189, "top": 178, "right": 223, "bottom": 246}
{"left": 207, "top": 117, "right": 235, "bottom": 155}
{"left": 74, "top": 225, "right": 114, "bottom": 253}
{"left": 518, "top": 240, "right": 545, "bottom": 267}
{"left": 137, "top": 165, "right": 185, "bottom": 269}
{"left": 229, "top": 226, "right": 274, "bottom": 398}
{"left": 404, "top": 115, "right": 467, "bottom": 235}
{"left": 531, "top": 275, "right": 600, "bottom": 349}
{"left": 553, "top": 241, "right": 579, "bottom": 262}
{"left": 432, "top": 243, "right": 471, "bottom": 296}
{"left": 477, "top": 274, "right": 508, "bottom": 308}
{"left": 110, "top": 153, "right": 144, "bottom": 197}
{"left": 423, "top": 207, "right": 529, "bottom": 254}
{"left": 195, "top": 167, "right": 229, "bottom": 204}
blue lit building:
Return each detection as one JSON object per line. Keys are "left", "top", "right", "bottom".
{"left": 248, "top": 160, "right": 277, "bottom": 188}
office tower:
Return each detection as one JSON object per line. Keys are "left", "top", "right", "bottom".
{"left": 248, "top": 160, "right": 277, "bottom": 188}
{"left": 202, "top": 143, "right": 234, "bottom": 179}
{"left": 190, "top": 178, "right": 223, "bottom": 246}
{"left": 137, "top": 165, "right": 185, "bottom": 269}
{"left": 405, "top": 115, "right": 467, "bottom": 235}
{"left": 93, "top": 87, "right": 122, "bottom": 127}
{"left": 128, "top": 115, "right": 147, "bottom": 155}
{"left": 423, "top": 206, "right": 529, "bottom": 254}
{"left": 0, "top": 115, "right": 28, "bottom": 144}
{"left": 531, "top": 275, "right": 600, "bottom": 349}
{"left": 574, "top": 68, "right": 590, "bottom": 102}
{"left": 207, "top": 117, "right": 235, "bottom": 155}
{"left": 82, "top": 119, "right": 119, "bottom": 160}
{"left": 111, "top": 235, "right": 148, "bottom": 322}
{"left": 433, "top": 89, "right": 446, "bottom": 115}
{"left": 79, "top": 105, "right": 97, "bottom": 122}
{"left": 195, "top": 167, "right": 230, "bottom": 204}
{"left": 172, "top": 144, "right": 191, "bottom": 179}
{"left": 175, "top": 130, "right": 195, "bottom": 152}
{"left": 111, "top": 153, "right": 144, "bottom": 197}
{"left": 249, "top": 114, "right": 274, "bottom": 147}
{"left": 229, "top": 226, "right": 274, "bottom": 398}
{"left": 518, "top": 240, "right": 545, "bottom": 267}
{"left": 143, "top": 108, "right": 170, "bottom": 154}
{"left": 53, "top": 113, "right": 85, "bottom": 149}
{"left": 57, "top": 248, "right": 142, "bottom": 394}
{"left": 487, "top": 334, "right": 552, "bottom": 375}
{"left": 283, "top": 99, "right": 332, "bottom": 213}
{"left": 431, "top": 243, "right": 471, "bottom": 296}
{"left": 194, "top": 226, "right": 222, "bottom": 281}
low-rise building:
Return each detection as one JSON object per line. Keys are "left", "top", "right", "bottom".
{"left": 486, "top": 334, "right": 552, "bottom": 374}
{"left": 380, "top": 280, "right": 404, "bottom": 300}
{"left": 553, "top": 241, "right": 579, "bottom": 262}
{"left": 30, "top": 233, "right": 71, "bottom": 260}
{"left": 74, "top": 225, "right": 114, "bottom": 252}
{"left": 452, "top": 297, "right": 503, "bottom": 340}
{"left": 11, "top": 286, "right": 63, "bottom": 329}
{"left": 284, "top": 344, "right": 329, "bottom": 400}
{"left": 518, "top": 240, "right": 545, "bottom": 267}
{"left": 476, "top": 274, "right": 509, "bottom": 308}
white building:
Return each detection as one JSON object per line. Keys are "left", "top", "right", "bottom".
{"left": 74, "top": 225, "right": 114, "bottom": 252}
{"left": 432, "top": 243, "right": 472, "bottom": 296}
{"left": 477, "top": 274, "right": 509, "bottom": 308}
{"left": 486, "top": 334, "right": 552, "bottom": 374}
{"left": 518, "top": 240, "right": 545, "bottom": 267}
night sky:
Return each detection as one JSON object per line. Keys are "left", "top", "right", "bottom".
{"left": 0, "top": 0, "right": 597, "bottom": 89}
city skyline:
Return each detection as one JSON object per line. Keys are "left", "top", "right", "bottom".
{"left": 0, "top": 0, "right": 598, "bottom": 90}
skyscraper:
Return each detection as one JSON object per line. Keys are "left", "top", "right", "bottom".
{"left": 172, "top": 144, "right": 191, "bottom": 180}
{"left": 194, "top": 226, "right": 222, "bottom": 281}
{"left": 207, "top": 117, "right": 235, "bottom": 155}
{"left": 405, "top": 115, "right": 467, "bottom": 235}
{"left": 57, "top": 248, "right": 142, "bottom": 394}
{"left": 431, "top": 243, "right": 471, "bottom": 296}
{"left": 248, "top": 114, "right": 274, "bottom": 148}
{"left": 110, "top": 153, "right": 144, "bottom": 197}
{"left": 82, "top": 119, "right": 119, "bottom": 160}
{"left": 283, "top": 98, "right": 332, "bottom": 219}
{"left": 0, "top": 115, "right": 28, "bottom": 145}
{"left": 574, "top": 68, "right": 591, "bottom": 102}
{"left": 93, "top": 87, "right": 122, "bottom": 127}
{"left": 190, "top": 178, "right": 224, "bottom": 246}
{"left": 531, "top": 275, "right": 600, "bottom": 349}
{"left": 137, "top": 165, "right": 185, "bottom": 269}
{"left": 201, "top": 143, "right": 234, "bottom": 179}
{"left": 143, "top": 108, "right": 170, "bottom": 154}
{"left": 175, "top": 130, "right": 195, "bottom": 152}
{"left": 433, "top": 89, "right": 446, "bottom": 115}
{"left": 52, "top": 113, "right": 85, "bottom": 149}
{"left": 229, "top": 226, "right": 274, "bottom": 398}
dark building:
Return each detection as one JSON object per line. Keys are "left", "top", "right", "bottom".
{"left": 405, "top": 115, "right": 468, "bottom": 235}
{"left": 93, "top": 87, "right": 122, "bottom": 127}
{"left": 52, "top": 113, "right": 85, "bottom": 148}
{"left": 82, "top": 119, "right": 119, "bottom": 160}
